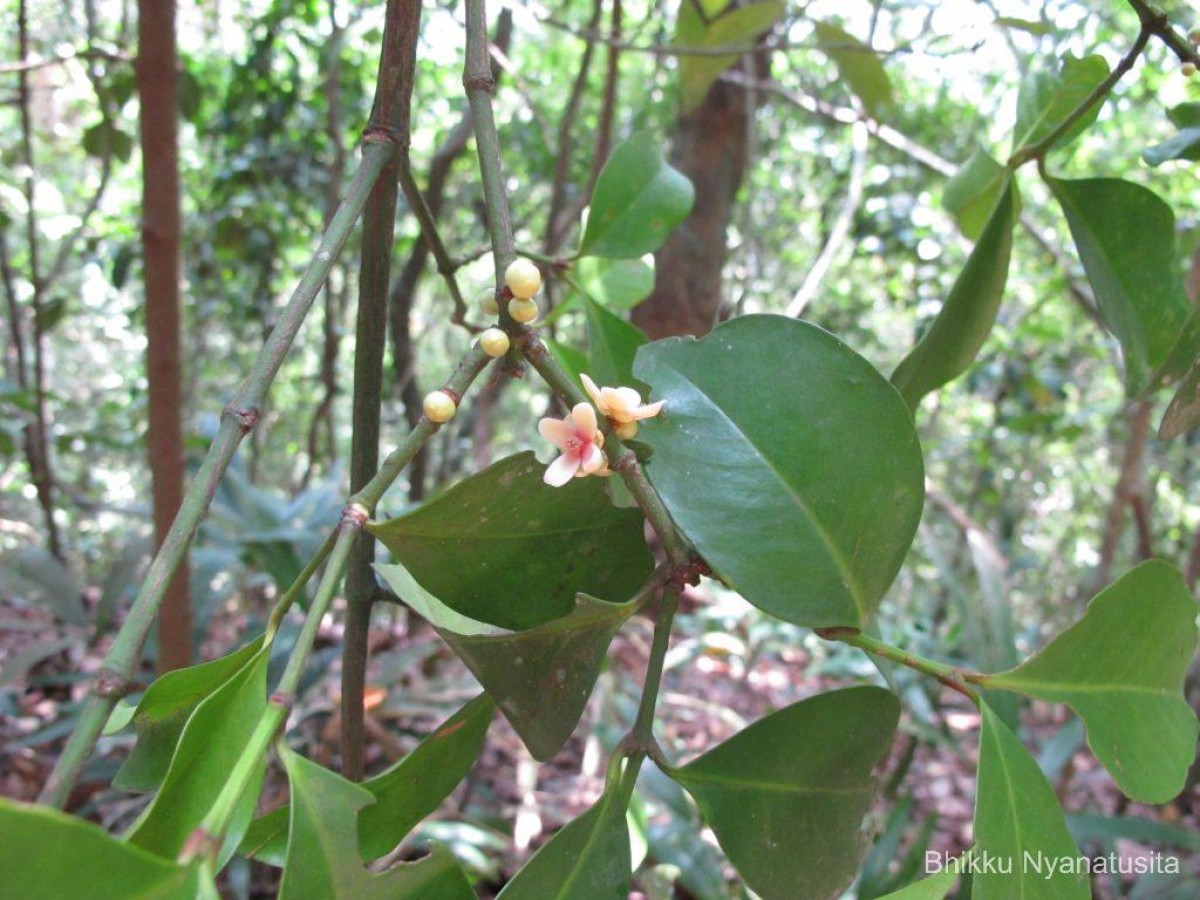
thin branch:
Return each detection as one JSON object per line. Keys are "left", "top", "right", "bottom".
{"left": 786, "top": 120, "right": 867, "bottom": 317}
{"left": 0, "top": 46, "right": 130, "bottom": 74}
{"left": 343, "top": 0, "right": 422, "bottom": 782}
{"left": 1125, "top": 0, "right": 1200, "bottom": 64}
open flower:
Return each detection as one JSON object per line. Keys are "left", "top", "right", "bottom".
{"left": 538, "top": 402, "right": 610, "bottom": 486}
{"left": 581, "top": 373, "right": 664, "bottom": 439}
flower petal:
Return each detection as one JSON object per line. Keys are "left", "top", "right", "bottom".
{"left": 580, "top": 373, "right": 603, "bottom": 409}
{"left": 538, "top": 416, "right": 572, "bottom": 450}
{"left": 570, "top": 402, "right": 598, "bottom": 435}
{"left": 629, "top": 399, "right": 665, "bottom": 420}
{"left": 579, "top": 443, "right": 606, "bottom": 475}
{"left": 543, "top": 453, "right": 580, "bottom": 487}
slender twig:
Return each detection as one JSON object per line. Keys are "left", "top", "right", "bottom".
{"left": 1125, "top": 0, "right": 1200, "bottom": 64}
{"left": 396, "top": 161, "right": 472, "bottom": 327}
{"left": 584, "top": 0, "right": 621, "bottom": 199}
{"left": 786, "top": 120, "right": 868, "bottom": 317}
{"left": 38, "top": 141, "right": 398, "bottom": 810}
{"left": 342, "top": 0, "right": 423, "bottom": 781}
{"left": 815, "top": 628, "right": 984, "bottom": 700}
{"left": 16, "top": 0, "right": 62, "bottom": 560}
{"left": 0, "top": 46, "right": 129, "bottom": 73}
{"left": 1009, "top": 25, "right": 1150, "bottom": 168}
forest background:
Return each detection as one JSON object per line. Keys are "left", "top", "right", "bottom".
{"left": 1, "top": 0, "right": 1199, "bottom": 897}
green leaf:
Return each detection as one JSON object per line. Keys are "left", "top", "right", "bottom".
{"left": 584, "top": 295, "right": 649, "bottom": 390}
{"left": 579, "top": 132, "right": 694, "bottom": 258}
{"left": 497, "top": 785, "right": 631, "bottom": 898}
{"left": 115, "top": 639, "right": 265, "bottom": 791}
{"left": 278, "top": 746, "right": 475, "bottom": 900}
{"left": 1048, "top": 177, "right": 1193, "bottom": 395}
{"left": 0, "top": 546, "right": 87, "bottom": 626}
{"left": 1159, "top": 353, "right": 1200, "bottom": 440}
{"left": 379, "top": 560, "right": 635, "bottom": 760}
{"left": 82, "top": 121, "right": 134, "bottom": 163}
{"left": 0, "top": 798, "right": 214, "bottom": 899}
{"left": 813, "top": 21, "right": 893, "bottom": 119}
{"left": 241, "top": 694, "right": 494, "bottom": 865}
{"left": 982, "top": 560, "right": 1199, "bottom": 803}
{"left": 634, "top": 315, "right": 924, "bottom": 628}
{"left": 1012, "top": 54, "right": 1109, "bottom": 154}
{"left": 974, "top": 700, "right": 1089, "bottom": 899}
{"left": 666, "top": 686, "right": 899, "bottom": 900}
{"left": 675, "top": 1, "right": 784, "bottom": 114}
{"left": 576, "top": 256, "right": 655, "bottom": 310}
{"left": 125, "top": 645, "right": 270, "bottom": 863}
{"left": 1168, "top": 101, "right": 1200, "bottom": 128}
{"left": 994, "top": 16, "right": 1053, "bottom": 37}
{"left": 874, "top": 868, "right": 958, "bottom": 900}
{"left": 369, "top": 452, "right": 653, "bottom": 631}
{"left": 942, "top": 147, "right": 1010, "bottom": 240}
{"left": 1143, "top": 128, "right": 1200, "bottom": 166}
{"left": 544, "top": 338, "right": 589, "bottom": 391}
{"left": 893, "top": 181, "right": 1017, "bottom": 410}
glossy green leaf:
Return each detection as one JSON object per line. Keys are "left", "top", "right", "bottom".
{"left": 635, "top": 315, "right": 924, "bottom": 628}
{"left": 1049, "top": 177, "right": 1193, "bottom": 395}
{"left": 576, "top": 256, "right": 655, "bottom": 310}
{"left": 371, "top": 452, "right": 650, "bottom": 630}
{"left": 585, "top": 295, "right": 649, "bottom": 391}
{"left": 497, "top": 785, "right": 631, "bottom": 898}
{"left": 675, "top": 1, "right": 784, "bottom": 114}
{"left": 667, "top": 686, "right": 899, "bottom": 900}
{"left": 579, "top": 132, "right": 694, "bottom": 258}
{"left": 0, "top": 799, "right": 215, "bottom": 898}
{"left": 1012, "top": 54, "right": 1109, "bottom": 154}
{"left": 974, "top": 700, "right": 1089, "bottom": 899}
{"left": 813, "top": 21, "right": 893, "bottom": 119}
{"left": 241, "top": 694, "right": 494, "bottom": 865}
{"left": 1159, "top": 353, "right": 1200, "bottom": 440}
{"left": 544, "top": 338, "right": 589, "bottom": 391}
{"left": 893, "top": 181, "right": 1016, "bottom": 410}
{"left": 380, "top": 560, "right": 635, "bottom": 760}
{"left": 125, "top": 645, "right": 270, "bottom": 863}
{"left": 942, "top": 147, "right": 1009, "bottom": 240}
{"left": 115, "top": 639, "right": 264, "bottom": 791}
{"left": 278, "top": 746, "right": 474, "bottom": 900}
{"left": 1143, "top": 128, "right": 1200, "bottom": 166}
{"left": 874, "top": 868, "right": 958, "bottom": 900}
{"left": 983, "top": 560, "right": 1198, "bottom": 803}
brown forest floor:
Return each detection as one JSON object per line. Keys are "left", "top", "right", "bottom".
{"left": 2, "top": 589, "right": 1198, "bottom": 899}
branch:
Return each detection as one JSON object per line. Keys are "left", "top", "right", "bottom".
{"left": 343, "top": 0, "right": 422, "bottom": 782}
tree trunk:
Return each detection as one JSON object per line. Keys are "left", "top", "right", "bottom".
{"left": 632, "top": 75, "right": 755, "bottom": 340}
{"left": 138, "top": 0, "right": 191, "bottom": 673}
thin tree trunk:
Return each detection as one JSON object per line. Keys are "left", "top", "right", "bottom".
{"left": 632, "top": 59, "right": 763, "bottom": 340}
{"left": 138, "top": 0, "right": 191, "bottom": 673}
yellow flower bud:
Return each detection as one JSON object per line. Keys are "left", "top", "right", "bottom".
{"left": 479, "top": 290, "right": 500, "bottom": 316}
{"left": 479, "top": 327, "right": 510, "bottom": 357}
{"left": 508, "top": 297, "right": 539, "bottom": 324}
{"left": 504, "top": 258, "right": 542, "bottom": 300}
{"left": 423, "top": 390, "right": 457, "bottom": 423}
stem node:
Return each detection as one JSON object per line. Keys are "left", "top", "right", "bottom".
{"left": 221, "top": 404, "right": 260, "bottom": 434}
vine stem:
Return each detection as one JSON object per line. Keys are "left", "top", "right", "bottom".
{"left": 815, "top": 628, "right": 984, "bottom": 700}
{"left": 37, "top": 142, "right": 396, "bottom": 810}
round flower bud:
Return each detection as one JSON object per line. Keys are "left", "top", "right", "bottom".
{"left": 504, "top": 258, "right": 542, "bottom": 300}
{"left": 423, "top": 390, "right": 457, "bottom": 423}
{"left": 614, "top": 421, "right": 639, "bottom": 440}
{"left": 1190, "top": 29, "right": 1200, "bottom": 46}
{"left": 508, "top": 297, "right": 539, "bottom": 324}
{"left": 479, "top": 290, "right": 500, "bottom": 316}
{"left": 1184, "top": 62, "right": 1197, "bottom": 78}
{"left": 479, "top": 327, "right": 510, "bottom": 358}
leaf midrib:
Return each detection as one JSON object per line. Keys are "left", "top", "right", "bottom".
{"left": 681, "top": 769, "right": 872, "bottom": 796}
{"left": 667, "top": 365, "right": 866, "bottom": 621}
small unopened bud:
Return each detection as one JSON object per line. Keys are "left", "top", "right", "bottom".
{"left": 423, "top": 390, "right": 457, "bottom": 423}
{"left": 504, "top": 258, "right": 542, "bottom": 300}
{"left": 614, "top": 421, "right": 639, "bottom": 440}
{"left": 479, "top": 290, "right": 500, "bottom": 316}
{"left": 1184, "top": 61, "right": 1197, "bottom": 78}
{"left": 508, "top": 297, "right": 539, "bottom": 324}
{"left": 479, "top": 327, "right": 511, "bottom": 358}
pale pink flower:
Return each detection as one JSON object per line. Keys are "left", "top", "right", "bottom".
{"left": 538, "top": 402, "right": 610, "bottom": 486}
{"left": 580, "top": 374, "right": 664, "bottom": 439}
